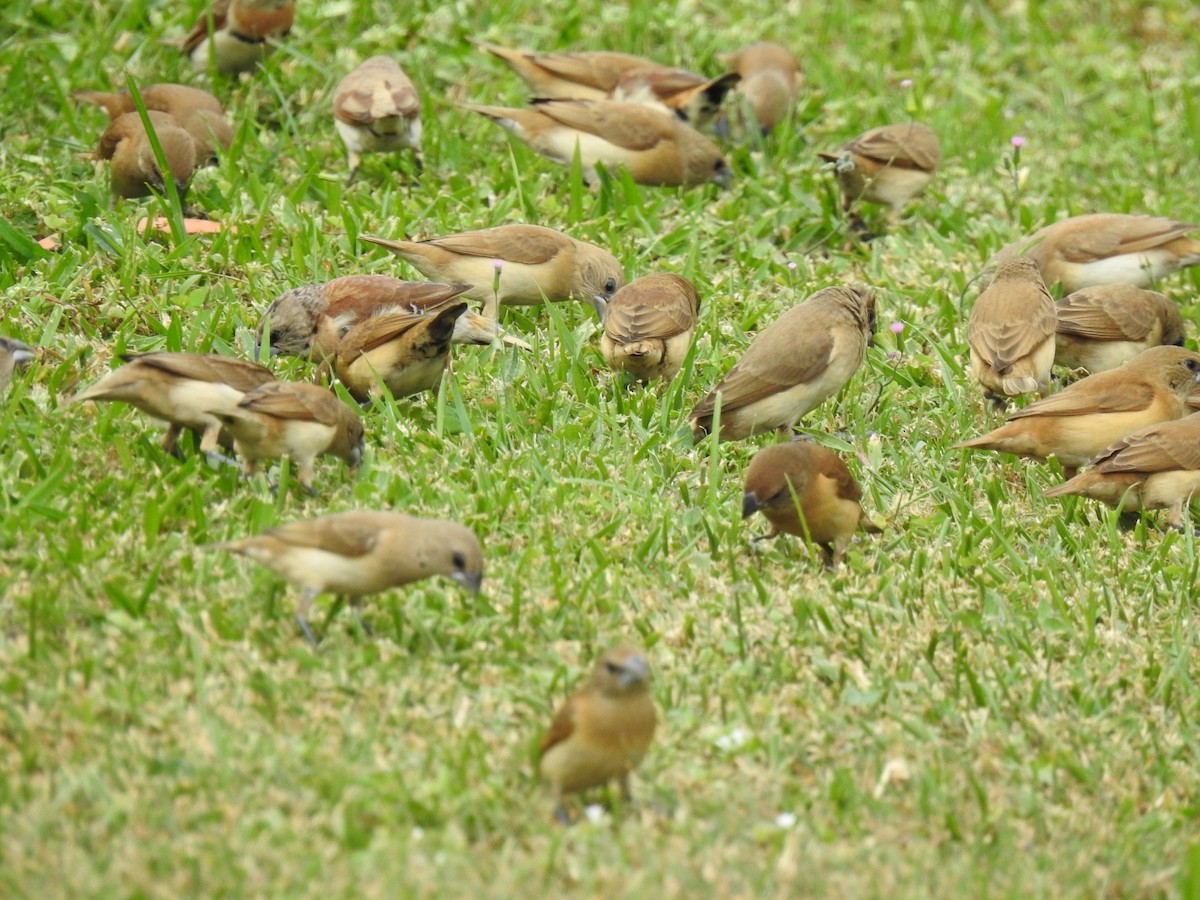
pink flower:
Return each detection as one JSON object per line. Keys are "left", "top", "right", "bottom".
{"left": 890, "top": 321, "right": 905, "bottom": 335}
{"left": 900, "top": 79, "right": 913, "bottom": 89}
{"left": 1011, "top": 135, "right": 1026, "bottom": 148}
{"left": 491, "top": 259, "right": 504, "bottom": 270}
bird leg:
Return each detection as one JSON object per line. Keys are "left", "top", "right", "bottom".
{"left": 295, "top": 587, "right": 322, "bottom": 647}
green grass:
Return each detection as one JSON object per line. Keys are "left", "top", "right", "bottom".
{"left": 4, "top": 0, "right": 1200, "bottom": 895}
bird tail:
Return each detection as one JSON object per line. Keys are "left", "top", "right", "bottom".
{"left": 70, "top": 89, "right": 122, "bottom": 117}
{"left": 620, "top": 340, "right": 661, "bottom": 362}
{"left": 998, "top": 374, "right": 1038, "bottom": 395}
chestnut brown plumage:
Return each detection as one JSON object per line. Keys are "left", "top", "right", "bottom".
{"left": 181, "top": 0, "right": 294, "bottom": 75}
{"left": 94, "top": 110, "right": 198, "bottom": 200}
{"left": 967, "top": 257, "right": 1057, "bottom": 404}
{"left": 592, "top": 273, "right": 699, "bottom": 383}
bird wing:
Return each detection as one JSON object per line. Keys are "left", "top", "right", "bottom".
{"left": 616, "top": 65, "right": 707, "bottom": 97}
{"left": 525, "top": 51, "right": 650, "bottom": 91}
{"left": 968, "top": 302, "right": 1057, "bottom": 369}
{"left": 1094, "top": 417, "right": 1200, "bottom": 473}
{"left": 325, "top": 279, "right": 471, "bottom": 317}
{"left": 1057, "top": 216, "right": 1198, "bottom": 262}
{"left": 1055, "top": 289, "right": 1158, "bottom": 341}
{"left": 850, "top": 124, "right": 940, "bottom": 171}
{"left": 539, "top": 695, "right": 578, "bottom": 757}
{"left": 333, "top": 60, "right": 419, "bottom": 124}
{"left": 1008, "top": 379, "right": 1155, "bottom": 419}
{"left": 123, "top": 352, "right": 275, "bottom": 391}
{"left": 337, "top": 309, "right": 426, "bottom": 358}
{"left": 239, "top": 383, "right": 344, "bottom": 425}
{"left": 267, "top": 515, "right": 383, "bottom": 557}
{"left": 180, "top": 0, "right": 230, "bottom": 54}
{"left": 429, "top": 228, "right": 567, "bottom": 266}
{"left": 531, "top": 100, "right": 668, "bottom": 151}
{"left": 606, "top": 281, "right": 695, "bottom": 342}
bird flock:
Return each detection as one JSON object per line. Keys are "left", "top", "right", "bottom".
{"left": 7, "top": 0, "right": 1200, "bottom": 824}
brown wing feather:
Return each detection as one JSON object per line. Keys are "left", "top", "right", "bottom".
{"left": 124, "top": 352, "right": 275, "bottom": 391}
{"left": 1008, "top": 379, "right": 1155, "bottom": 419}
{"left": 849, "top": 123, "right": 941, "bottom": 171}
{"left": 532, "top": 100, "right": 669, "bottom": 151}
{"left": 181, "top": 0, "right": 230, "bottom": 54}
{"left": 1056, "top": 216, "right": 1198, "bottom": 262}
{"left": 1055, "top": 289, "right": 1158, "bottom": 341}
{"left": 539, "top": 695, "right": 578, "bottom": 757}
{"left": 267, "top": 514, "right": 387, "bottom": 557}
{"left": 239, "top": 382, "right": 344, "bottom": 425}
{"left": 428, "top": 227, "right": 569, "bottom": 266}
{"left": 528, "top": 51, "right": 652, "bottom": 91}
{"left": 1094, "top": 416, "right": 1200, "bottom": 473}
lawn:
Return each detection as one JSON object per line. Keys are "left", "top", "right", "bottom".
{"left": 3, "top": 0, "right": 1200, "bottom": 895}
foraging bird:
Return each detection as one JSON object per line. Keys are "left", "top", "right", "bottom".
{"left": 954, "top": 345, "right": 1200, "bottom": 478}
{"left": 332, "top": 56, "right": 422, "bottom": 181}
{"left": 591, "top": 273, "right": 700, "bottom": 383}
{"left": 0, "top": 337, "right": 34, "bottom": 394}
{"left": 72, "top": 83, "right": 232, "bottom": 164}
{"left": 689, "top": 284, "right": 876, "bottom": 442}
{"left": 259, "top": 275, "right": 524, "bottom": 362}
{"left": 539, "top": 646, "right": 658, "bottom": 825}
{"left": 967, "top": 256, "right": 1058, "bottom": 404}
{"left": 819, "top": 122, "right": 941, "bottom": 217}
{"left": 333, "top": 302, "right": 468, "bottom": 401}
{"left": 1054, "top": 284, "right": 1185, "bottom": 374}
{"left": 94, "top": 110, "right": 198, "bottom": 200}
{"left": 360, "top": 225, "right": 624, "bottom": 319}
{"left": 476, "top": 42, "right": 738, "bottom": 129}
{"left": 461, "top": 99, "right": 732, "bottom": 188}
{"left": 72, "top": 352, "right": 275, "bottom": 460}
{"left": 181, "top": 0, "right": 295, "bottom": 75}
{"left": 209, "top": 380, "right": 365, "bottom": 494}
{"left": 208, "top": 511, "right": 483, "bottom": 645}
{"left": 742, "top": 440, "right": 881, "bottom": 569}
{"left": 718, "top": 41, "right": 801, "bottom": 134}
{"left": 1043, "top": 413, "right": 1200, "bottom": 529}
{"left": 994, "top": 214, "right": 1200, "bottom": 293}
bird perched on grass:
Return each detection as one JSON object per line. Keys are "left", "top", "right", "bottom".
{"left": 993, "top": 214, "right": 1200, "bottom": 293}
{"left": 360, "top": 225, "right": 624, "bottom": 319}
{"left": 1043, "top": 413, "right": 1200, "bottom": 530}
{"left": 208, "top": 511, "right": 483, "bottom": 645}
{"left": 689, "top": 284, "right": 876, "bottom": 442}
{"left": 461, "top": 99, "right": 732, "bottom": 188}
{"left": 742, "top": 439, "right": 881, "bottom": 570}
{"left": 333, "top": 302, "right": 468, "bottom": 401}
{"left": 72, "top": 352, "right": 275, "bottom": 462}
{"left": 180, "top": 0, "right": 295, "bottom": 76}
{"left": 819, "top": 123, "right": 941, "bottom": 223}
{"left": 92, "top": 110, "right": 198, "bottom": 200}
{"left": 259, "top": 275, "right": 522, "bottom": 361}
{"left": 332, "top": 56, "right": 422, "bottom": 182}
{"left": 539, "top": 646, "right": 658, "bottom": 825}
{"left": 1054, "top": 284, "right": 1185, "bottom": 374}
{"left": 967, "top": 256, "right": 1058, "bottom": 406}
{"left": 718, "top": 41, "right": 800, "bottom": 135}
{"left": 591, "top": 273, "right": 699, "bottom": 383}
{"left": 71, "top": 83, "right": 233, "bottom": 164}
{"left": 954, "top": 345, "right": 1200, "bottom": 478}
{"left": 208, "top": 381, "right": 365, "bottom": 494}
{"left": 0, "top": 337, "right": 34, "bottom": 394}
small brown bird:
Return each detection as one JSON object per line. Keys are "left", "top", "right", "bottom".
{"left": 208, "top": 511, "right": 483, "bottom": 645}
{"left": 181, "top": 0, "right": 295, "bottom": 75}
{"left": 690, "top": 285, "right": 876, "bottom": 442}
{"left": 742, "top": 440, "right": 880, "bottom": 569}
{"left": 954, "top": 345, "right": 1200, "bottom": 478}
{"left": 1044, "top": 413, "right": 1200, "bottom": 529}
{"left": 539, "top": 646, "right": 658, "bottom": 825}
{"left": 72, "top": 83, "right": 233, "bottom": 164}
{"left": 0, "top": 337, "right": 34, "bottom": 394}
{"left": 967, "top": 256, "right": 1058, "bottom": 404}
{"left": 360, "top": 225, "right": 625, "bottom": 319}
{"left": 72, "top": 351, "right": 275, "bottom": 460}
{"left": 718, "top": 41, "right": 801, "bottom": 134}
{"left": 819, "top": 122, "right": 941, "bottom": 217}
{"left": 94, "top": 110, "right": 198, "bottom": 200}
{"left": 259, "top": 275, "right": 518, "bottom": 361}
{"left": 591, "top": 273, "right": 699, "bottom": 383}
{"left": 332, "top": 56, "right": 422, "bottom": 181}
{"left": 476, "top": 42, "right": 737, "bottom": 128}
{"left": 209, "top": 381, "right": 365, "bottom": 494}
{"left": 995, "top": 214, "right": 1200, "bottom": 293}
{"left": 333, "top": 302, "right": 467, "bottom": 401}
{"left": 1055, "top": 284, "right": 1185, "bottom": 374}
{"left": 462, "top": 99, "right": 732, "bottom": 188}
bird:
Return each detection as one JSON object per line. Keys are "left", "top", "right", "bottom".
{"left": 966, "top": 256, "right": 1058, "bottom": 405}
{"left": 717, "top": 41, "right": 801, "bottom": 134}
{"left": 360, "top": 225, "right": 625, "bottom": 319}
{"left": 71, "top": 83, "right": 233, "bottom": 164}
{"left": 332, "top": 56, "right": 422, "bottom": 181}
{"left": 0, "top": 337, "right": 34, "bottom": 394}
{"left": 180, "top": 0, "right": 295, "bottom": 76}
{"left": 818, "top": 122, "right": 941, "bottom": 219}
{"left": 333, "top": 302, "right": 468, "bottom": 401}
{"left": 258, "top": 275, "right": 526, "bottom": 361}
{"left": 993, "top": 214, "right": 1200, "bottom": 293}
{"left": 207, "top": 511, "right": 483, "bottom": 645}
{"left": 954, "top": 345, "right": 1200, "bottom": 478}
{"left": 742, "top": 439, "right": 881, "bottom": 570}
{"left": 1043, "top": 413, "right": 1200, "bottom": 529}
{"left": 475, "top": 42, "right": 738, "bottom": 129}
{"left": 539, "top": 646, "right": 658, "bottom": 825}
{"left": 590, "top": 273, "right": 699, "bottom": 383}
{"left": 93, "top": 110, "right": 198, "bottom": 200}
{"left": 689, "top": 284, "right": 876, "bottom": 442}
{"left": 1054, "top": 284, "right": 1185, "bottom": 374}
{"left": 71, "top": 351, "right": 275, "bottom": 461}
{"left": 208, "top": 380, "right": 365, "bottom": 494}
{"left": 461, "top": 99, "right": 733, "bottom": 188}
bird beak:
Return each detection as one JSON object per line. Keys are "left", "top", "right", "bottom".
{"left": 712, "top": 166, "right": 734, "bottom": 189}
{"left": 1193, "top": 370, "right": 1200, "bottom": 385}
{"left": 742, "top": 491, "right": 762, "bottom": 519}
{"left": 589, "top": 295, "right": 609, "bottom": 324}
{"left": 619, "top": 653, "right": 650, "bottom": 688}
{"left": 452, "top": 570, "right": 483, "bottom": 594}
{"left": 11, "top": 345, "right": 34, "bottom": 367}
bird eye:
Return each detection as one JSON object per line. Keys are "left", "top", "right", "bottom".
{"left": 604, "top": 661, "right": 621, "bottom": 675}
{"left": 269, "top": 330, "right": 282, "bottom": 344}
{"left": 452, "top": 551, "right": 466, "bottom": 570}
{"left": 1187, "top": 359, "right": 1198, "bottom": 371}
{"left": 715, "top": 160, "right": 728, "bottom": 173}
{"left": 605, "top": 277, "right": 617, "bottom": 295}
